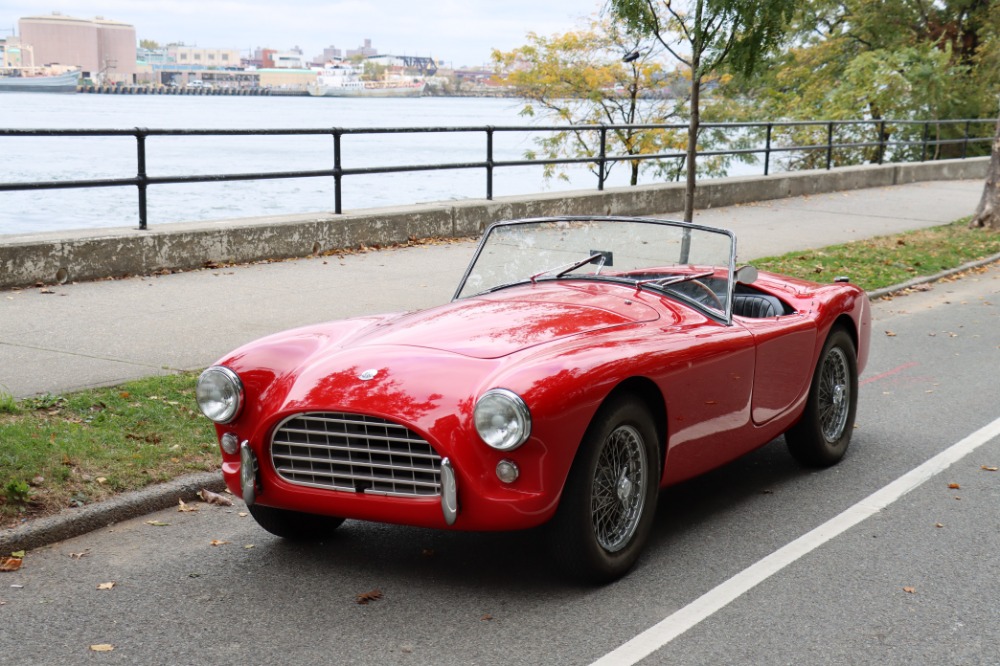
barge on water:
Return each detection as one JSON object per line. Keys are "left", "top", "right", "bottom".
{"left": 0, "top": 68, "right": 80, "bottom": 93}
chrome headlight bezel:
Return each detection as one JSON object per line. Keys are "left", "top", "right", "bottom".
{"left": 196, "top": 366, "right": 244, "bottom": 424}
{"left": 474, "top": 388, "right": 531, "bottom": 451}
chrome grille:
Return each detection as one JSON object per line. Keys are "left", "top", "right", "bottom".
{"left": 270, "top": 412, "right": 442, "bottom": 498}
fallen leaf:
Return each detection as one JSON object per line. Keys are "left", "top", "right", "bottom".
{"left": 97, "top": 582, "right": 115, "bottom": 590}
{"left": 96, "top": 477, "right": 107, "bottom": 485}
{"left": 11, "top": 551, "right": 24, "bottom": 558}
{"left": 145, "top": 520, "right": 169, "bottom": 527}
{"left": 903, "top": 586, "right": 916, "bottom": 594}
{"left": 209, "top": 540, "right": 229, "bottom": 547}
{"left": 481, "top": 614, "right": 493, "bottom": 621}
{"left": 0, "top": 557, "right": 23, "bottom": 572}
{"left": 178, "top": 499, "right": 198, "bottom": 512}
{"left": 884, "top": 330, "right": 897, "bottom": 337}
{"left": 948, "top": 483, "right": 960, "bottom": 490}
{"left": 355, "top": 589, "right": 383, "bottom": 605}
{"left": 199, "top": 489, "right": 233, "bottom": 506}
{"left": 244, "top": 544, "right": 255, "bottom": 550}
{"left": 981, "top": 466, "right": 999, "bottom": 472}
{"left": 89, "top": 644, "right": 114, "bottom": 652}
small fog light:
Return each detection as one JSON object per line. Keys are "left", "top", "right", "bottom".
{"left": 496, "top": 460, "right": 519, "bottom": 484}
{"left": 220, "top": 433, "right": 240, "bottom": 455}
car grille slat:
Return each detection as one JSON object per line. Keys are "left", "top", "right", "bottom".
{"left": 285, "top": 426, "right": 423, "bottom": 444}
{"left": 270, "top": 412, "right": 443, "bottom": 498}
{"left": 272, "top": 434, "right": 440, "bottom": 458}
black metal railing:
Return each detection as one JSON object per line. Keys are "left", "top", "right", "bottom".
{"left": 0, "top": 118, "right": 993, "bottom": 230}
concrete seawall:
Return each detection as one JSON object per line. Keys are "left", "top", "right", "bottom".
{"left": 0, "top": 157, "right": 988, "bottom": 290}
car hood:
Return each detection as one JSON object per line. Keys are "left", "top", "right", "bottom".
{"left": 221, "top": 283, "right": 660, "bottom": 426}
{"left": 351, "top": 284, "right": 659, "bottom": 359}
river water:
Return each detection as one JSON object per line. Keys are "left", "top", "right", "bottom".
{"left": 0, "top": 93, "right": 746, "bottom": 236}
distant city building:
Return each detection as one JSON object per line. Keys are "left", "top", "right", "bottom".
{"left": 249, "top": 47, "right": 275, "bottom": 68}
{"left": 346, "top": 39, "right": 377, "bottom": 59}
{"left": 136, "top": 46, "right": 174, "bottom": 66}
{"left": 270, "top": 46, "right": 306, "bottom": 69}
{"left": 315, "top": 45, "right": 343, "bottom": 65}
{"left": 249, "top": 46, "right": 306, "bottom": 69}
{"left": 17, "top": 12, "right": 136, "bottom": 83}
{"left": 169, "top": 45, "right": 241, "bottom": 69}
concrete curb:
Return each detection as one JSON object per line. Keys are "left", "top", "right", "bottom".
{"left": 0, "top": 471, "right": 226, "bottom": 553}
{"left": 867, "top": 252, "right": 1000, "bottom": 301}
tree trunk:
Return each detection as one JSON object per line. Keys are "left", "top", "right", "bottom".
{"left": 684, "top": 60, "right": 700, "bottom": 224}
{"left": 970, "top": 116, "right": 1000, "bottom": 229}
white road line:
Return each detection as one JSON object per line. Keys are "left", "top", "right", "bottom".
{"left": 591, "top": 416, "right": 1000, "bottom": 666}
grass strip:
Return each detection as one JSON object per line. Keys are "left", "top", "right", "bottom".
{"left": 752, "top": 217, "right": 1000, "bottom": 292}
{"left": 1, "top": 218, "right": 998, "bottom": 524}
{"left": 1, "top": 372, "right": 217, "bottom": 525}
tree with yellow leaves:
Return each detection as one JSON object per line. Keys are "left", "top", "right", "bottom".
{"left": 493, "top": 17, "right": 692, "bottom": 187}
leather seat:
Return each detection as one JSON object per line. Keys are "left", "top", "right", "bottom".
{"left": 732, "top": 293, "right": 785, "bottom": 318}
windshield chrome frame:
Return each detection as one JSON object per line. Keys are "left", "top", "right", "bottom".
{"left": 453, "top": 216, "right": 738, "bottom": 325}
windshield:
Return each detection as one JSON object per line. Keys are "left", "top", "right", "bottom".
{"left": 454, "top": 217, "right": 737, "bottom": 319}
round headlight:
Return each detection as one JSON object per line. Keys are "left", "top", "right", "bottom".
{"left": 196, "top": 366, "right": 244, "bottom": 424}
{"left": 474, "top": 388, "right": 531, "bottom": 451}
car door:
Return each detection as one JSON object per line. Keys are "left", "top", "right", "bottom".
{"left": 736, "top": 312, "right": 817, "bottom": 425}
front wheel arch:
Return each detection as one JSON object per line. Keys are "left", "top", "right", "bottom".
{"left": 603, "top": 377, "right": 667, "bottom": 481}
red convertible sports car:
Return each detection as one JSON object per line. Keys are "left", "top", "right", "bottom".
{"left": 197, "top": 217, "right": 871, "bottom": 582}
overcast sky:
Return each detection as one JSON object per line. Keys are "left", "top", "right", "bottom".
{"left": 1, "top": 0, "right": 604, "bottom": 67}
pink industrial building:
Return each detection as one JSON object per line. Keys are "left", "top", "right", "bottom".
{"left": 18, "top": 13, "right": 136, "bottom": 83}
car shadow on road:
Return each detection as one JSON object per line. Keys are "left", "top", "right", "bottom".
{"left": 234, "top": 436, "right": 818, "bottom": 596}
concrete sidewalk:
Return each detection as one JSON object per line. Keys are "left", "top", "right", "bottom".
{"left": 0, "top": 179, "right": 986, "bottom": 399}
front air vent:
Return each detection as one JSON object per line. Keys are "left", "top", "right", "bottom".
{"left": 270, "top": 412, "right": 442, "bottom": 498}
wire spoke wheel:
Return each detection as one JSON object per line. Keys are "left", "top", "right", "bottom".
{"left": 818, "top": 347, "right": 850, "bottom": 442}
{"left": 591, "top": 425, "right": 647, "bottom": 553}
{"left": 549, "top": 396, "right": 660, "bottom": 583}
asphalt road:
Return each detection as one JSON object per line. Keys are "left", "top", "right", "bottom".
{"left": 2, "top": 264, "right": 997, "bottom": 666}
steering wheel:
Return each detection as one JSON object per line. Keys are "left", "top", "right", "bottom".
{"left": 687, "top": 279, "right": 724, "bottom": 310}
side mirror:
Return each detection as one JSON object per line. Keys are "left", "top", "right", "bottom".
{"left": 735, "top": 265, "right": 758, "bottom": 285}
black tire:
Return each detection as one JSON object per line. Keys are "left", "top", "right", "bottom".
{"left": 247, "top": 504, "right": 345, "bottom": 540}
{"left": 548, "top": 396, "right": 660, "bottom": 584}
{"left": 785, "top": 327, "right": 858, "bottom": 467}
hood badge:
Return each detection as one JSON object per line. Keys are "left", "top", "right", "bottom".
{"left": 358, "top": 368, "right": 379, "bottom": 381}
